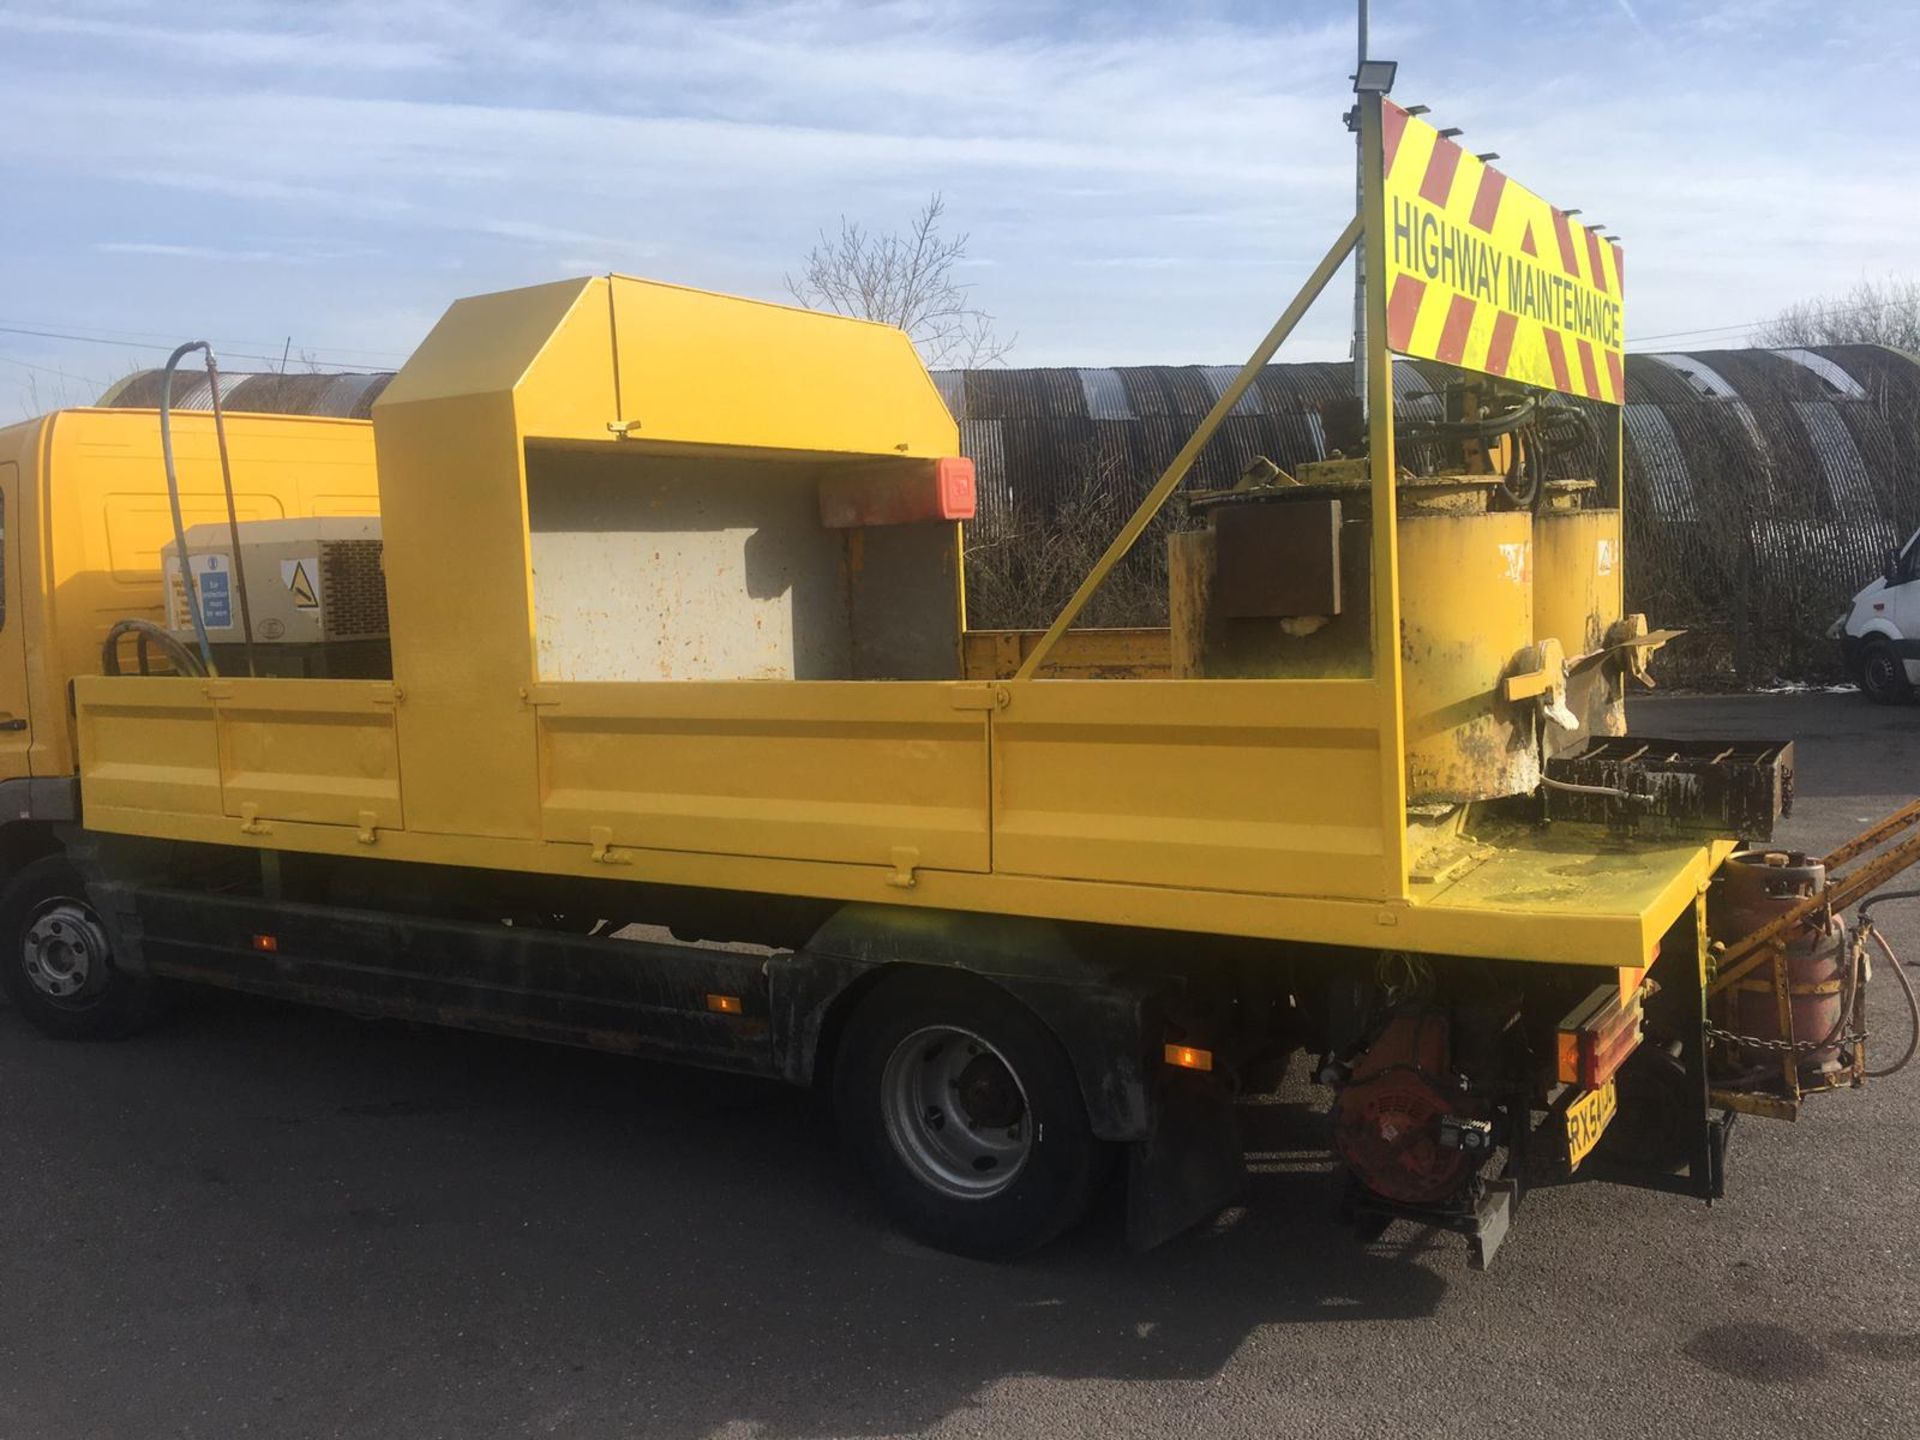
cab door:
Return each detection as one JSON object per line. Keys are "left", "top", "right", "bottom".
{"left": 1890, "top": 529, "right": 1920, "bottom": 683}
{"left": 0, "top": 463, "right": 31, "bottom": 778}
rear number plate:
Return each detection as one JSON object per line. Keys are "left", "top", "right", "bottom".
{"left": 1565, "top": 1079, "right": 1618, "bottom": 1171}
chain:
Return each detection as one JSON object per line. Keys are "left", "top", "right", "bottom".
{"left": 1704, "top": 1022, "right": 1865, "bottom": 1055}
{"left": 1706, "top": 923, "right": 1866, "bottom": 1053}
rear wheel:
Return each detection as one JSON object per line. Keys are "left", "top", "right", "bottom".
{"left": 834, "top": 972, "right": 1111, "bottom": 1258}
{"left": 0, "top": 856, "right": 156, "bottom": 1041}
{"left": 1860, "top": 638, "right": 1911, "bottom": 704}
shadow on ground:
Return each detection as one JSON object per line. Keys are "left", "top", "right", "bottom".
{"left": 0, "top": 989, "right": 1448, "bottom": 1438}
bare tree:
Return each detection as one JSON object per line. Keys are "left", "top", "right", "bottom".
{"left": 1753, "top": 276, "right": 1920, "bottom": 352}
{"left": 787, "top": 194, "right": 1015, "bottom": 367}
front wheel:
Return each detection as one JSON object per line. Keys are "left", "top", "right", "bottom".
{"left": 0, "top": 856, "right": 156, "bottom": 1041}
{"left": 833, "top": 972, "right": 1111, "bottom": 1258}
{"left": 1860, "top": 637, "right": 1912, "bottom": 704}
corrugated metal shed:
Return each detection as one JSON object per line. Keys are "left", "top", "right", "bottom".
{"left": 933, "top": 346, "right": 1920, "bottom": 682}
{"left": 97, "top": 368, "right": 394, "bottom": 419}
{"left": 96, "top": 344, "right": 1920, "bottom": 682}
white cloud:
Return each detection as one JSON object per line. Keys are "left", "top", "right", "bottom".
{"left": 0, "top": 0, "right": 1913, "bottom": 391}
{"left": 94, "top": 241, "right": 288, "bottom": 262}
{"left": 0, "top": 7, "right": 449, "bottom": 71}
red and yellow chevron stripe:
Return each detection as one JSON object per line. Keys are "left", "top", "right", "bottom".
{"left": 1375, "top": 101, "right": 1625, "bottom": 405}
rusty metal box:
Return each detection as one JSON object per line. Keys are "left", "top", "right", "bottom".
{"left": 1211, "top": 498, "right": 1343, "bottom": 618}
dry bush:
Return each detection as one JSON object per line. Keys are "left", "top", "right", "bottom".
{"left": 964, "top": 454, "right": 1183, "bottom": 631}
{"left": 1753, "top": 276, "right": 1920, "bottom": 351}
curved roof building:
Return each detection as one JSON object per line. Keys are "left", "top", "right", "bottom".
{"left": 926, "top": 347, "right": 1920, "bottom": 683}
{"left": 100, "top": 345, "right": 1920, "bottom": 682}
{"left": 98, "top": 367, "right": 394, "bottom": 419}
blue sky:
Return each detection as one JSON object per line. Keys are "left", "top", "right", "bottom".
{"left": 1, "top": 0, "right": 1914, "bottom": 416}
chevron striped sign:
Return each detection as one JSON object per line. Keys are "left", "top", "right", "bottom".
{"left": 1377, "top": 102, "right": 1625, "bottom": 405}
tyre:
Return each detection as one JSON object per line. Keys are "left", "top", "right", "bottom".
{"left": 1860, "top": 638, "right": 1911, "bottom": 704}
{"left": 833, "top": 971, "right": 1112, "bottom": 1258}
{"left": 0, "top": 856, "right": 156, "bottom": 1041}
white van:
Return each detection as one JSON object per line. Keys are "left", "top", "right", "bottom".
{"left": 1834, "top": 531, "right": 1920, "bottom": 702}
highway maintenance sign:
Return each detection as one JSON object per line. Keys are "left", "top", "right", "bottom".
{"left": 1375, "top": 101, "right": 1625, "bottom": 404}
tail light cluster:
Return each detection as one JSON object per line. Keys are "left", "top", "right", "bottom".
{"left": 1555, "top": 981, "right": 1646, "bottom": 1091}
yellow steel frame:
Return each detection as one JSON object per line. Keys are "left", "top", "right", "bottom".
{"left": 1360, "top": 92, "right": 1411, "bottom": 899}
{"left": 1014, "top": 214, "right": 1364, "bottom": 682}
{"left": 1016, "top": 94, "right": 1415, "bottom": 900}
{"left": 70, "top": 103, "right": 1704, "bottom": 975}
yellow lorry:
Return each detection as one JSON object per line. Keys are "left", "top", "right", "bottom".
{"left": 3, "top": 91, "right": 1913, "bottom": 1265}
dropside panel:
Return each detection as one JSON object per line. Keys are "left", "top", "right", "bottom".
{"left": 533, "top": 681, "right": 992, "bottom": 873}
{"left": 212, "top": 679, "right": 403, "bottom": 830}
{"left": 73, "top": 677, "right": 223, "bottom": 816}
{"left": 74, "top": 675, "right": 403, "bottom": 833}
{"left": 989, "top": 679, "right": 1393, "bottom": 899}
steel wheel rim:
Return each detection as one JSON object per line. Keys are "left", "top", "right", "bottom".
{"left": 1867, "top": 650, "right": 1901, "bottom": 696}
{"left": 21, "top": 899, "right": 111, "bottom": 1007}
{"left": 880, "top": 1024, "right": 1033, "bottom": 1201}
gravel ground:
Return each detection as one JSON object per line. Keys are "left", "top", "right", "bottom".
{"left": 3, "top": 691, "right": 1918, "bottom": 1439}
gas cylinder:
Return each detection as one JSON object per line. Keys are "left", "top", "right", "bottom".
{"left": 1707, "top": 850, "right": 1851, "bottom": 1083}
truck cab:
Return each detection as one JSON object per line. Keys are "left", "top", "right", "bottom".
{"left": 0, "top": 407, "right": 380, "bottom": 817}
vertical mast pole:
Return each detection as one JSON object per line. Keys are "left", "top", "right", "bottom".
{"left": 1351, "top": 0, "right": 1369, "bottom": 427}
{"left": 1360, "top": 87, "right": 1409, "bottom": 901}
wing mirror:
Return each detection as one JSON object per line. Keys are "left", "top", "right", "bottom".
{"left": 1886, "top": 548, "right": 1903, "bottom": 586}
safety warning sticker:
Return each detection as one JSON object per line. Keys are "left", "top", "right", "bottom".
{"left": 1375, "top": 101, "right": 1624, "bottom": 404}
{"left": 193, "top": 554, "right": 232, "bottom": 629}
{"left": 169, "top": 553, "right": 234, "bottom": 630}
{"left": 282, "top": 557, "right": 321, "bottom": 611}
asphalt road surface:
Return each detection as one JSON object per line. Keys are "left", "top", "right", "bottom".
{"left": 5, "top": 692, "right": 1920, "bottom": 1439}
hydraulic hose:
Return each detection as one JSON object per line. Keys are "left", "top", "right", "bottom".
{"left": 1858, "top": 888, "right": 1920, "bottom": 1078}
{"left": 1863, "top": 927, "right": 1916, "bottom": 1078}
{"left": 1400, "top": 392, "right": 1540, "bottom": 443}
{"left": 101, "top": 618, "right": 207, "bottom": 678}
{"left": 1541, "top": 774, "right": 1652, "bottom": 807}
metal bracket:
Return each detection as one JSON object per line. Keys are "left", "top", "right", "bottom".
{"left": 1709, "top": 1088, "right": 1800, "bottom": 1122}
{"left": 355, "top": 810, "right": 379, "bottom": 846}
{"left": 589, "top": 825, "right": 631, "bottom": 865}
{"left": 237, "top": 802, "right": 271, "bottom": 836}
{"left": 1468, "top": 1178, "right": 1518, "bottom": 1271}
{"left": 887, "top": 846, "right": 919, "bottom": 889}
{"left": 1503, "top": 638, "right": 1577, "bottom": 731}
{"left": 948, "top": 686, "right": 1009, "bottom": 712}
{"left": 1587, "top": 613, "right": 1682, "bottom": 689}
{"left": 1341, "top": 1173, "right": 1521, "bottom": 1270}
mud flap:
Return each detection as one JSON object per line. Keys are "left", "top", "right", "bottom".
{"left": 1125, "top": 1072, "right": 1248, "bottom": 1251}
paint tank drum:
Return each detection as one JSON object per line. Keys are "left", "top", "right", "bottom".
{"left": 1399, "top": 510, "right": 1539, "bottom": 804}
{"left": 1534, "top": 507, "right": 1621, "bottom": 658}
{"left": 1535, "top": 506, "right": 1625, "bottom": 737}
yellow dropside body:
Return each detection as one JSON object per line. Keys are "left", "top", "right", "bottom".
{"left": 70, "top": 274, "right": 1718, "bottom": 970}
